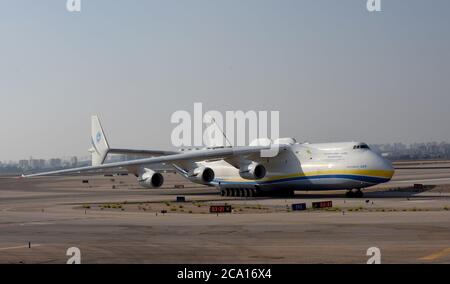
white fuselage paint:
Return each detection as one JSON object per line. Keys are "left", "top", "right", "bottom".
{"left": 183, "top": 141, "right": 394, "bottom": 192}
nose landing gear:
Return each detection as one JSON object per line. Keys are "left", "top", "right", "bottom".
{"left": 345, "top": 189, "right": 364, "bottom": 198}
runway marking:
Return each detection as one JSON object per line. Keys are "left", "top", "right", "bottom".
{"left": 397, "top": 178, "right": 450, "bottom": 183}
{"left": 0, "top": 244, "right": 42, "bottom": 251}
{"left": 19, "top": 222, "right": 54, "bottom": 226}
{"left": 420, "top": 248, "right": 450, "bottom": 261}
{"left": 402, "top": 200, "right": 432, "bottom": 203}
{"left": 137, "top": 244, "right": 359, "bottom": 249}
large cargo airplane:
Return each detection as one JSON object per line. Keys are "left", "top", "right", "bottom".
{"left": 23, "top": 116, "right": 395, "bottom": 198}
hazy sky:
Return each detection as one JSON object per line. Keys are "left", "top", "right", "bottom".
{"left": 1, "top": 0, "right": 449, "bottom": 160}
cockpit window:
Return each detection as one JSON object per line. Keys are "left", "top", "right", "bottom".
{"left": 353, "top": 143, "right": 370, "bottom": 150}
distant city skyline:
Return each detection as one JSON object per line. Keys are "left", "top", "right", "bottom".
{"left": 2, "top": 141, "right": 450, "bottom": 166}
{"left": 1, "top": 0, "right": 449, "bottom": 160}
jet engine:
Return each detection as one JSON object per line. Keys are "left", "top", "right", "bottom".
{"left": 187, "top": 167, "right": 215, "bottom": 185}
{"left": 239, "top": 162, "right": 266, "bottom": 180}
{"left": 138, "top": 169, "right": 164, "bottom": 188}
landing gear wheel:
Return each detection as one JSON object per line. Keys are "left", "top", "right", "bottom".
{"left": 220, "top": 189, "right": 226, "bottom": 196}
{"left": 355, "top": 190, "right": 364, "bottom": 198}
{"left": 286, "top": 190, "right": 295, "bottom": 197}
{"left": 345, "top": 189, "right": 364, "bottom": 198}
{"left": 345, "top": 190, "right": 354, "bottom": 198}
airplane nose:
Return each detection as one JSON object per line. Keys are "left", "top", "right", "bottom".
{"left": 378, "top": 155, "right": 395, "bottom": 180}
{"left": 368, "top": 151, "right": 395, "bottom": 181}
{"left": 384, "top": 159, "right": 395, "bottom": 179}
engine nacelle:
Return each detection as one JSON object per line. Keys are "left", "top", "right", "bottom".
{"left": 138, "top": 169, "right": 164, "bottom": 188}
{"left": 187, "top": 167, "right": 215, "bottom": 185}
{"left": 239, "top": 162, "right": 266, "bottom": 180}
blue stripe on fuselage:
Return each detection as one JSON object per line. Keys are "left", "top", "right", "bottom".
{"left": 214, "top": 174, "right": 390, "bottom": 185}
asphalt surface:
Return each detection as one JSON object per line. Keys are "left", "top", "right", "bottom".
{"left": 0, "top": 167, "right": 449, "bottom": 264}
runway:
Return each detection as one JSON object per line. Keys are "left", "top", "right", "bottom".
{"left": 0, "top": 164, "right": 449, "bottom": 264}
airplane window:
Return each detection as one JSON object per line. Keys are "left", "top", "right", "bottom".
{"left": 353, "top": 144, "right": 370, "bottom": 150}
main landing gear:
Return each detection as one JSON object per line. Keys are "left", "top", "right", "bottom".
{"left": 220, "top": 188, "right": 295, "bottom": 198}
{"left": 220, "top": 188, "right": 259, "bottom": 198}
{"left": 345, "top": 189, "right": 364, "bottom": 198}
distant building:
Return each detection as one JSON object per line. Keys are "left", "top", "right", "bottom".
{"left": 29, "top": 159, "right": 46, "bottom": 169}
{"left": 29, "top": 159, "right": 40, "bottom": 169}
{"left": 18, "top": 160, "right": 29, "bottom": 169}
{"left": 49, "top": 158, "right": 62, "bottom": 168}
{"left": 39, "top": 159, "right": 46, "bottom": 169}
{"left": 70, "top": 156, "right": 78, "bottom": 167}
{"left": 371, "top": 142, "right": 450, "bottom": 161}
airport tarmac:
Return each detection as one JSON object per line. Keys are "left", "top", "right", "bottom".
{"left": 0, "top": 164, "right": 450, "bottom": 264}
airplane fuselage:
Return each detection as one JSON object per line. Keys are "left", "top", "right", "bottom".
{"left": 192, "top": 142, "right": 394, "bottom": 194}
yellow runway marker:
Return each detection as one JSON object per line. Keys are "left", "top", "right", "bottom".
{"left": 420, "top": 248, "right": 450, "bottom": 261}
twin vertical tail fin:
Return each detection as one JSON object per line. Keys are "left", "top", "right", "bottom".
{"left": 89, "top": 115, "right": 110, "bottom": 166}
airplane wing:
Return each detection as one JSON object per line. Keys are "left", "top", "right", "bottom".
{"left": 106, "top": 148, "right": 178, "bottom": 156}
{"left": 22, "top": 146, "right": 275, "bottom": 178}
